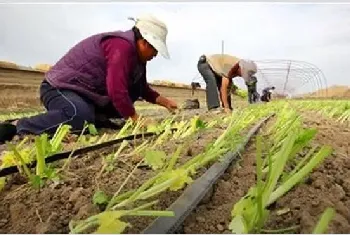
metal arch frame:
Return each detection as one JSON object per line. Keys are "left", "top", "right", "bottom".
{"left": 254, "top": 59, "right": 328, "bottom": 97}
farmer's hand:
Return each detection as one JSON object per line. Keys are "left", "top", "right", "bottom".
{"left": 156, "top": 96, "right": 178, "bottom": 114}
{"left": 165, "top": 99, "right": 178, "bottom": 114}
{"left": 130, "top": 113, "right": 140, "bottom": 123}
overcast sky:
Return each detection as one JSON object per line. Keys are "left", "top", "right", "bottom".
{"left": 1, "top": 2, "right": 350, "bottom": 95}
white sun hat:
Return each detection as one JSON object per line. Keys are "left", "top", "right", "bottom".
{"left": 239, "top": 59, "right": 257, "bottom": 83}
{"left": 128, "top": 14, "right": 170, "bottom": 59}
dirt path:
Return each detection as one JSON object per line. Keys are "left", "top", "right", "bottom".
{"left": 183, "top": 111, "right": 350, "bottom": 234}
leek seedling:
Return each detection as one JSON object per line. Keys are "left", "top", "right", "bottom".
{"left": 109, "top": 175, "right": 160, "bottom": 210}
{"left": 312, "top": 207, "right": 335, "bottom": 234}
{"left": 125, "top": 139, "right": 150, "bottom": 157}
{"left": 70, "top": 201, "right": 174, "bottom": 234}
{"left": 114, "top": 119, "right": 133, "bottom": 139}
{"left": 229, "top": 106, "right": 333, "bottom": 234}
{"left": 267, "top": 146, "right": 332, "bottom": 206}
{"left": 50, "top": 124, "right": 71, "bottom": 152}
{"left": 165, "top": 143, "right": 187, "bottom": 172}
{"left": 34, "top": 134, "right": 48, "bottom": 177}
{"left": 98, "top": 140, "right": 129, "bottom": 177}
{"left": 88, "top": 123, "right": 98, "bottom": 135}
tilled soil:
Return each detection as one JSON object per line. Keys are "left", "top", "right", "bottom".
{"left": 182, "top": 118, "right": 274, "bottom": 234}
{"left": 0, "top": 112, "right": 227, "bottom": 234}
{"left": 264, "top": 112, "right": 350, "bottom": 233}
{"left": 183, "top": 112, "right": 350, "bottom": 234}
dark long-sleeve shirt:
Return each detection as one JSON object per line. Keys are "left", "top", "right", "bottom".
{"left": 101, "top": 37, "right": 160, "bottom": 118}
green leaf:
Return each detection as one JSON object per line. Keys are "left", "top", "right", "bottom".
{"left": 94, "top": 211, "right": 130, "bottom": 234}
{"left": 35, "top": 135, "right": 47, "bottom": 177}
{"left": 93, "top": 190, "right": 110, "bottom": 205}
{"left": 156, "top": 169, "right": 193, "bottom": 191}
{"left": 146, "top": 124, "right": 160, "bottom": 133}
{"left": 88, "top": 124, "right": 98, "bottom": 135}
{"left": 268, "top": 146, "right": 332, "bottom": 206}
{"left": 0, "top": 177, "right": 6, "bottom": 191}
{"left": 194, "top": 119, "right": 206, "bottom": 129}
{"left": 31, "top": 175, "right": 44, "bottom": 189}
{"left": 44, "top": 167, "right": 58, "bottom": 179}
{"left": 144, "top": 150, "right": 166, "bottom": 170}
{"left": 95, "top": 219, "right": 129, "bottom": 234}
{"left": 312, "top": 207, "right": 335, "bottom": 234}
{"left": 229, "top": 215, "right": 248, "bottom": 234}
{"left": 50, "top": 124, "right": 71, "bottom": 152}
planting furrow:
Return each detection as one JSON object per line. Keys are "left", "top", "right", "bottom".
{"left": 106, "top": 109, "right": 272, "bottom": 234}
{"left": 181, "top": 105, "right": 339, "bottom": 234}
{"left": 142, "top": 115, "right": 273, "bottom": 234}
{"left": 181, "top": 116, "right": 275, "bottom": 234}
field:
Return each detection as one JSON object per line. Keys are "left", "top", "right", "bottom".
{"left": 0, "top": 68, "right": 349, "bottom": 234}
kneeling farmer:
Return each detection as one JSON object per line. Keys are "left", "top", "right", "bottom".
{"left": 197, "top": 54, "right": 257, "bottom": 113}
{"left": 0, "top": 14, "right": 178, "bottom": 143}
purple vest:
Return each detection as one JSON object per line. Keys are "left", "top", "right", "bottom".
{"left": 45, "top": 30, "right": 145, "bottom": 106}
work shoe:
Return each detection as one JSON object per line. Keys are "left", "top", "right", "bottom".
{"left": 0, "top": 123, "right": 17, "bottom": 144}
{"left": 207, "top": 107, "right": 223, "bottom": 114}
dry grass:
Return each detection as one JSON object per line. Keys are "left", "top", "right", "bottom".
{"left": 304, "top": 85, "right": 350, "bottom": 99}
{"left": 0, "top": 84, "right": 41, "bottom": 112}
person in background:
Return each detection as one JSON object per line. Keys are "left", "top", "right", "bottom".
{"left": 246, "top": 76, "right": 259, "bottom": 104}
{"left": 197, "top": 54, "right": 257, "bottom": 113}
{"left": 0, "top": 14, "right": 178, "bottom": 144}
{"left": 261, "top": 86, "right": 276, "bottom": 102}
{"left": 191, "top": 82, "right": 201, "bottom": 96}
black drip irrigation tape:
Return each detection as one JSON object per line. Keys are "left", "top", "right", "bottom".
{"left": 142, "top": 114, "right": 274, "bottom": 234}
{"left": 0, "top": 128, "right": 178, "bottom": 177}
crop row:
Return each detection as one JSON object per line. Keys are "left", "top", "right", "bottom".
{"left": 288, "top": 100, "right": 350, "bottom": 124}
{"left": 228, "top": 104, "right": 334, "bottom": 233}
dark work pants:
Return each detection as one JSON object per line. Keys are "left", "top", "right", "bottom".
{"left": 247, "top": 86, "right": 259, "bottom": 104}
{"left": 261, "top": 92, "right": 271, "bottom": 102}
{"left": 16, "top": 80, "right": 122, "bottom": 135}
{"left": 248, "top": 89, "right": 254, "bottom": 104}
{"left": 197, "top": 56, "right": 232, "bottom": 110}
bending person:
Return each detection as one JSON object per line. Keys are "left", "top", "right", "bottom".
{"left": 197, "top": 54, "right": 257, "bottom": 113}
{"left": 261, "top": 86, "right": 276, "bottom": 102}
